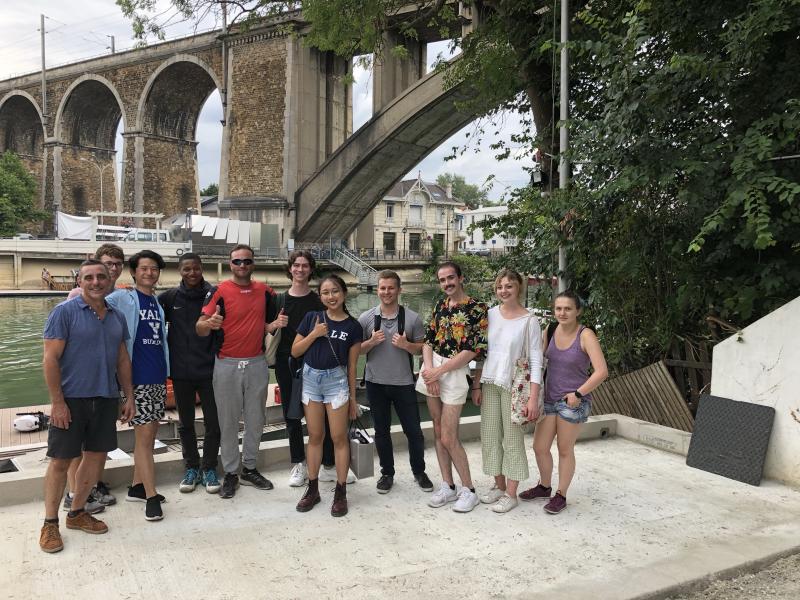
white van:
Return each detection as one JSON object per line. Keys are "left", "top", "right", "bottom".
{"left": 123, "top": 229, "right": 172, "bottom": 243}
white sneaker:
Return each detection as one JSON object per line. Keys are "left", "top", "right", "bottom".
{"left": 288, "top": 462, "right": 307, "bottom": 487}
{"left": 319, "top": 465, "right": 357, "bottom": 484}
{"left": 428, "top": 482, "right": 458, "bottom": 508}
{"left": 491, "top": 494, "right": 518, "bottom": 514}
{"left": 480, "top": 485, "right": 504, "bottom": 504}
{"left": 319, "top": 465, "right": 336, "bottom": 482}
{"left": 452, "top": 487, "right": 480, "bottom": 513}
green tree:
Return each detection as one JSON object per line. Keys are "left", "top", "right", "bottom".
{"left": 435, "top": 173, "right": 489, "bottom": 209}
{"left": 200, "top": 182, "right": 219, "bottom": 196}
{"left": 0, "top": 151, "right": 45, "bottom": 237}
{"left": 483, "top": 0, "right": 800, "bottom": 371}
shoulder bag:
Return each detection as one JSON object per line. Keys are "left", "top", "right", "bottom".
{"left": 265, "top": 292, "right": 287, "bottom": 367}
{"left": 510, "top": 311, "right": 544, "bottom": 425}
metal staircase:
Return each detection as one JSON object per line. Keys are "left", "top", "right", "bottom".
{"left": 330, "top": 247, "right": 378, "bottom": 287}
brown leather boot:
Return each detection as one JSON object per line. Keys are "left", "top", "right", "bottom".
{"left": 331, "top": 482, "right": 348, "bottom": 517}
{"left": 296, "top": 478, "right": 320, "bottom": 512}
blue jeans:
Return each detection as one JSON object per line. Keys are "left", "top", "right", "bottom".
{"left": 366, "top": 382, "right": 426, "bottom": 478}
{"left": 302, "top": 365, "right": 349, "bottom": 408}
{"left": 544, "top": 399, "right": 592, "bottom": 424}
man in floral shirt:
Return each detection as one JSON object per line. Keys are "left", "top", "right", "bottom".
{"left": 415, "top": 261, "right": 488, "bottom": 513}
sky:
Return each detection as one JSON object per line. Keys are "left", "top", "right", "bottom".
{"left": 0, "top": 0, "right": 533, "bottom": 200}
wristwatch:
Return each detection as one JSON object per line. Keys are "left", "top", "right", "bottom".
{"left": 574, "top": 390, "right": 583, "bottom": 399}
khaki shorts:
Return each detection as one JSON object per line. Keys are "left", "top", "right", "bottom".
{"left": 415, "top": 351, "right": 470, "bottom": 405}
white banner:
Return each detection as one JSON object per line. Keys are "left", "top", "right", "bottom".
{"left": 57, "top": 212, "right": 93, "bottom": 240}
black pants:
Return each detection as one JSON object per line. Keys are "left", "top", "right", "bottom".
{"left": 172, "top": 378, "right": 220, "bottom": 471}
{"left": 366, "top": 381, "right": 425, "bottom": 477}
{"left": 275, "top": 354, "right": 334, "bottom": 466}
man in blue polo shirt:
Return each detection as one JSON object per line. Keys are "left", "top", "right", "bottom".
{"left": 38, "top": 260, "right": 135, "bottom": 554}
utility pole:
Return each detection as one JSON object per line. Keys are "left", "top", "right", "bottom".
{"left": 557, "top": 0, "right": 570, "bottom": 293}
{"left": 40, "top": 14, "right": 47, "bottom": 127}
{"left": 107, "top": 35, "right": 115, "bottom": 54}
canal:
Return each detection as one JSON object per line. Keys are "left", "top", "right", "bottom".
{"left": 0, "top": 286, "right": 450, "bottom": 410}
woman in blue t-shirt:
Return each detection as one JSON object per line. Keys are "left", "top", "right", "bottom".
{"left": 107, "top": 250, "right": 169, "bottom": 522}
{"left": 292, "top": 274, "right": 362, "bottom": 517}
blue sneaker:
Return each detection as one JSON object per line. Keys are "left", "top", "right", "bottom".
{"left": 179, "top": 468, "right": 201, "bottom": 493}
{"left": 202, "top": 469, "right": 221, "bottom": 494}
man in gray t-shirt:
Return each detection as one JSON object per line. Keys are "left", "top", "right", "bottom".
{"left": 359, "top": 270, "right": 433, "bottom": 494}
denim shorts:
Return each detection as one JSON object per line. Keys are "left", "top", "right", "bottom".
{"left": 543, "top": 399, "right": 592, "bottom": 424}
{"left": 302, "top": 364, "right": 349, "bottom": 409}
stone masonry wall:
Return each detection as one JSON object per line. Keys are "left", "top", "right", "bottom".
{"left": 227, "top": 34, "right": 287, "bottom": 199}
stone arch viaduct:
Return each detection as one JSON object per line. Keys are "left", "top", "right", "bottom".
{"left": 0, "top": 9, "right": 479, "bottom": 244}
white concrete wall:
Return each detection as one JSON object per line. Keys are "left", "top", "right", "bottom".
{"left": 711, "top": 296, "right": 800, "bottom": 486}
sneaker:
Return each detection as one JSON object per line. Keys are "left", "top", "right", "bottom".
{"left": 39, "top": 522, "right": 63, "bottom": 553}
{"left": 220, "top": 473, "right": 239, "bottom": 499}
{"left": 202, "top": 469, "right": 221, "bottom": 494}
{"left": 480, "top": 485, "right": 505, "bottom": 504}
{"left": 126, "top": 483, "right": 166, "bottom": 503}
{"left": 288, "top": 462, "right": 308, "bottom": 487}
{"left": 519, "top": 483, "right": 552, "bottom": 501}
{"left": 179, "top": 468, "right": 201, "bottom": 493}
{"left": 414, "top": 472, "right": 434, "bottom": 492}
{"left": 452, "top": 488, "right": 480, "bottom": 513}
{"left": 65, "top": 511, "right": 108, "bottom": 534}
{"left": 145, "top": 496, "right": 163, "bottom": 521}
{"left": 428, "top": 482, "right": 458, "bottom": 508}
{"left": 319, "top": 465, "right": 357, "bottom": 484}
{"left": 62, "top": 492, "right": 105, "bottom": 515}
{"left": 331, "top": 482, "right": 348, "bottom": 517}
{"left": 296, "top": 479, "right": 320, "bottom": 513}
{"left": 376, "top": 475, "right": 393, "bottom": 494}
{"left": 240, "top": 467, "right": 274, "bottom": 490}
{"left": 94, "top": 481, "right": 116, "bottom": 506}
{"left": 491, "top": 494, "right": 519, "bottom": 514}
{"left": 544, "top": 492, "right": 567, "bottom": 514}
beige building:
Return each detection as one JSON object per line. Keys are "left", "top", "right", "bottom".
{"left": 352, "top": 175, "right": 465, "bottom": 258}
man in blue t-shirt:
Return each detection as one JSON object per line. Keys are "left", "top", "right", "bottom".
{"left": 39, "top": 260, "right": 134, "bottom": 554}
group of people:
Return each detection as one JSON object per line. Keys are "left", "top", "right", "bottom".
{"left": 37, "top": 244, "right": 607, "bottom": 555}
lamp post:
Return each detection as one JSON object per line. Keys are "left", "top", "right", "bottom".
{"left": 81, "top": 157, "right": 114, "bottom": 225}
{"left": 402, "top": 227, "right": 407, "bottom": 260}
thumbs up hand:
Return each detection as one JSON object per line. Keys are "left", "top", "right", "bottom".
{"left": 274, "top": 308, "right": 289, "bottom": 329}
{"left": 311, "top": 314, "right": 329, "bottom": 339}
{"left": 208, "top": 304, "right": 224, "bottom": 330}
{"left": 391, "top": 332, "right": 408, "bottom": 350}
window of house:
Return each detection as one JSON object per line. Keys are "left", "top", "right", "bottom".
{"left": 410, "top": 205, "right": 422, "bottom": 223}
{"left": 409, "top": 233, "right": 421, "bottom": 254}
{"left": 383, "top": 232, "right": 396, "bottom": 252}
{"left": 386, "top": 203, "right": 394, "bottom": 221}
{"left": 436, "top": 209, "right": 445, "bottom": 224}
{"left": 434, "top": 233, "right": 445, "bottom": 248}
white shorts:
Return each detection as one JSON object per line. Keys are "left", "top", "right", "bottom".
{"left": 415, "top": 351, "right": 470, "bottom": 405}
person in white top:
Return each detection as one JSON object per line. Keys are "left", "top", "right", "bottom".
{"left": 474, "top": 269, "right": 543, "bottom": 513}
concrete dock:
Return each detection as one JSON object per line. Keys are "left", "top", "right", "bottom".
{"left": 1, "top": 416, "right": 799, "bottom": 600}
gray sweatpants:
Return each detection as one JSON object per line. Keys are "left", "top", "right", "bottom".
{"left": 213, "top": 355, "right": 269, "bottom": 474}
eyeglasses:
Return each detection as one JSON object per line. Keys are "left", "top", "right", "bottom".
{"left": 231, "top": 258, "right": 254, "bottom": 266}
{"left": 101, "top": 261, "right": 124, "bottom": 270}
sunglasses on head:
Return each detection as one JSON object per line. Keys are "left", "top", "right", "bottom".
{"left": 231, "top": 258, "right": 254, "bottom": 266}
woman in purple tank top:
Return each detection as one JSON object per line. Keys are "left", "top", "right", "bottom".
{"left": 519, "top": 290, "right": 608, "bottom": 514}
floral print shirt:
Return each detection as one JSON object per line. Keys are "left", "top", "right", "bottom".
{"left": 424, "top": 296, "right": 488, "bottom": 360}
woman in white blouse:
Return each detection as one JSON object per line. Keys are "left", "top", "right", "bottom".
{"left": 475, "top": 269, "right": 543, "bottom": 513}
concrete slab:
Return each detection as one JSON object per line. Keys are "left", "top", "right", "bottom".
{"left": 2, "top": 436, "right": 799, "bottom": 600}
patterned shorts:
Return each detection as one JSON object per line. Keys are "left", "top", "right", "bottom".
{"left": 130, "top": 384, "right": 166, "bottom": 426}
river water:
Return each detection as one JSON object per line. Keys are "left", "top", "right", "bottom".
{"left": 0, "top": 286, "right": 444, "bottom": 410}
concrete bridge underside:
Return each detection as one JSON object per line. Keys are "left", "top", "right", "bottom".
{"left": 295, "top": 64, "right": 476, "bottom": 243}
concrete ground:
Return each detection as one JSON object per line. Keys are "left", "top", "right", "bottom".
{"left": 2, "top": 436, "right": 800, "bottom": 600}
